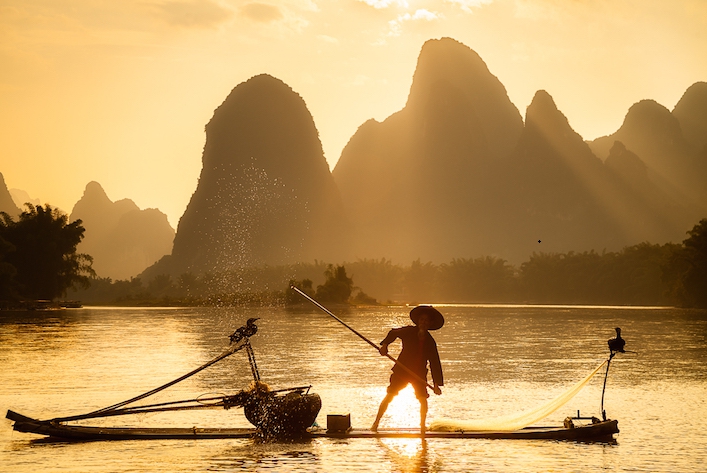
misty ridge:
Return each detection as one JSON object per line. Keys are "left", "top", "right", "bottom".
{"left": 68, "top": 182, "right": 174, "bottom": 281}
{"left": 333, "top": 39, "right": 706, "bottom": 265}
{"left": 4, "top": 37, "right": 706, "bottom": 306}
{"left": 1, "top": 176, "right": 175, "bottom": 285}
{"left": 0, "top": 173, "right": 22, "bottom": 219}
{"left": 146, "top": 38, "right": 705, "bottom": 281}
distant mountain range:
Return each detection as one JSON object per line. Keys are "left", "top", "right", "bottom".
{"left": 8, "top": 187, "right": 40, "bottom": 210}
{"left": 70, "top": 182, "right": 175, "bottom": 280}
{"left": 0, "top": 173, "right": 21, "bottom": 218}
{"left": 334, "top": 38, "right": 706, "bottom": 263}
{"left": 0, "top": 176, "right": 174, "bottom": 280}
{"left": 4, "top": 37, "right": 705, "bottom": 281}
{"left": 145, "top": 37, "right": 706, "bottom": 277}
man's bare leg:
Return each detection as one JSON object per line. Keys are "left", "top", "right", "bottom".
{"left": 371, "top": 393, "right": 395, "bottom": 432}
{"left": 420, "top": 396, "right": 428, "bottom": 434}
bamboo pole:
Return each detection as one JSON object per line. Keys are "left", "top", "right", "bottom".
{"left": 290, "top": 285, "right": 435, "bottom": 391}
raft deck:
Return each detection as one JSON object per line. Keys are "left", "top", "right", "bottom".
{"left": 7, "top": 410, "right": 618, "bottom": 442}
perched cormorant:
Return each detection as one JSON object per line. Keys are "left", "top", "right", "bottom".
{"left": 229, "top": 318, "right": 260, "bottom": 344}
{"left": 607, "top": 327, "right": 626, "bottom": 353}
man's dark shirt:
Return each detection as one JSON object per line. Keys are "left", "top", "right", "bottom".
{"left": 380, "top": 326, "right": 443, "bottom": 387}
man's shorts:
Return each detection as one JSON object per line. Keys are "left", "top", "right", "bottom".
{"left": 386, "top": 371, "right": 429, "bottom": 400}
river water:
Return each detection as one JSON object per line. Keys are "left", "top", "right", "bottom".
{"left": 1, "top": 305, "right": 705, "bottom": 472}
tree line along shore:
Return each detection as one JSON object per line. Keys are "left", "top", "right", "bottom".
{"left": 2, "top": 204, "right": 705, "bottom": 309}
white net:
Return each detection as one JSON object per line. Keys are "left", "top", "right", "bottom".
{"left": 429, "top": 360, "right": 607, "bottom": 432}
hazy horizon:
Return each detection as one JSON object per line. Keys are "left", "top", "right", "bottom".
{"left": 1, "top": 0, "right": 706, "bottom": 227}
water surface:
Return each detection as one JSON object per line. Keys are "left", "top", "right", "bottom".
{"left": 1, "top": 305, "right": 705, "bottom": 472}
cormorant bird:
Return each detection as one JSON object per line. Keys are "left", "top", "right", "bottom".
{"left": 229, "top": 318, "right": 260, "bottom": 344}
{"left": 607, "top": 327, "right": 626, "bottom": 353}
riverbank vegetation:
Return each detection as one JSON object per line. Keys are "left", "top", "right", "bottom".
{"left": 3, "top": 210, "right": 705, "bottom": 309}
{"left": 62, "top": 218, "right": 707, "bottom": 309}
{"left": 0, "top": 205, "right": 94, "bottom": 308}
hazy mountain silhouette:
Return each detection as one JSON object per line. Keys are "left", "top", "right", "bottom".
{"left": 673, "top": 81, "right": 707, "bottom": 154}
{"left": 333, "top": 37, "right": 524, "bottom": 262}
{"left": 672, "top": 81, "right": 707, "bottom": 207}
{"left": 0, "top": 173, "right": 21, "bottom": 218}
{"left": 70, "top": 181, "right": 175, "bottom": 280}
{"left": 129, "top": 38, "right": 704, "bottom": 276}
{"left": 500, "top": 90, "right": 623, "bottom": 257}
{"left": 507, "top": 91, "right": 693, "bottom": 257}
{"left": 334, "top": 39, "right": 702, "bottom": 264}
{"left": 9, "top": 188, "right": 40, "bottom": 209}
{"left": 145, "top": 74, "right": 350, "bottom": 278}
{"left": 589, "top": 96, "right": 707, "bottom": 211}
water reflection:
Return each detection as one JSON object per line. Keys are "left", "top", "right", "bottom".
{"left": 211, "top": 439, "right": 321, "bottom": 471}
{"left": 377, "top": 438, "right": 440, "bottom": 473}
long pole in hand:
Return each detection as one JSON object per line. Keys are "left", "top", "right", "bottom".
{"left": 290, "top": 285, "right": 434, "bottom": 390}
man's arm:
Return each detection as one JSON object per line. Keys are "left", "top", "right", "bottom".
{"left": 379, "top": 328, "right": 401, "bottom": 355}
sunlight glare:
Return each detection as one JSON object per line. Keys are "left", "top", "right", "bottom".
{"left": 381, "top": 385, "right": 421, "bottom": 429}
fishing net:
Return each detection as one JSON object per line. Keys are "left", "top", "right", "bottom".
{"left": 429, "top": 360, "right": 607, "bottom": 432}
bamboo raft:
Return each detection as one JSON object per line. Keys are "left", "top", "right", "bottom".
{"left": 6, "top": 410, "right": 619, "bottom": 442}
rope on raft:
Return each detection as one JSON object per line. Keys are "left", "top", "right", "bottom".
{"left": 49, "top": 341, "right": 251, "bottom": 423}
{"left": 45, "top": 385, "right": 313, "bottom": 423}
{"left": 429, "top": 360, "right": 608, "bottom": 432}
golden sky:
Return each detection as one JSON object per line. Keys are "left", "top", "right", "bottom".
{"left": 1, "top": 0, "right": 705, "bottom": 227}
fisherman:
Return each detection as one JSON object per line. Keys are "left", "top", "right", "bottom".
{"left": 371, "top": 306, "right": 444, "bottom": 433}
